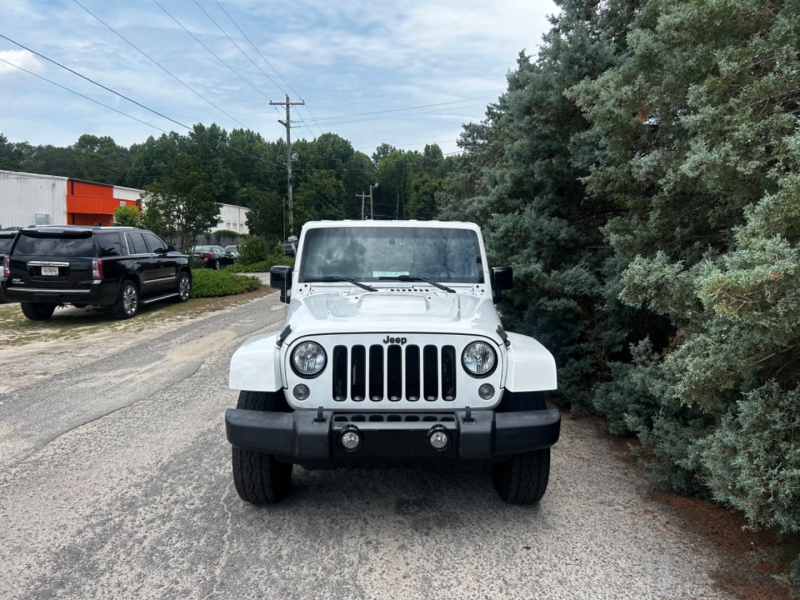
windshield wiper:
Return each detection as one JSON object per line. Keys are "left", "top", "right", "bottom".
{"left": 378, "top": 275, "right": 455, "bottom": 293}
{"left": 304, "top": 276, "right": 377, "bottom": 292}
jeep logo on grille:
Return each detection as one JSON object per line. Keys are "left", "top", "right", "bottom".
{"left": 383, "top": 336, "right": 407, "bottom": 345}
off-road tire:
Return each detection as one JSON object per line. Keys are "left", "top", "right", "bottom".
{"left": 231, "top": 391, "right": 293, "bottom": 504}
{"left": 111, "top": 279, "right": 139, "bottom": 320}
{"left": 174, "top": 270, "right": 191, "bottom": 302}
{"left": 492, "top": 448, "right": 551, "bottom": 504}
{"left": 20, "top": 302, "right": 56, "bottom": 321}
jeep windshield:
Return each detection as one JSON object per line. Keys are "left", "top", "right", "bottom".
{"left": 299, "top": 226, "right": 484, "bottom": 284}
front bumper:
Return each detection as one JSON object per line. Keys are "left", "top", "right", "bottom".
{"left": 225, "top": 408, "right": 561, "bottom": 468}
{"left": 1, "top": 278, "right": 119, "bottom": 306}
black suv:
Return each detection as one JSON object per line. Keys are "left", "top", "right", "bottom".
{"left": 0, "top": 230, "right": 18, "bottom": 303}
{"left": 1, "top": 226, "right": 192, "bottom": 320}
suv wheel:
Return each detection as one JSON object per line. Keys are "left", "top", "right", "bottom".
{"left": 112, "top": 280, "right": 139, "bottom": 320}
{"left": 493, "top": 448, "right": 551, "bottom": 504}
{"left": 231, "top": 391, "right": 293, "bottom": 504}
{"left": 20, "top": 302, "right": 57, "bottom": 321}
{"left": 175, "top": 271, "right": 191, "bottom": 302}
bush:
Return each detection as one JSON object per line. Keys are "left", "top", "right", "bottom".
{"left": 191, "top": 270, "right": 261, "bottom": 298}
{"left": 226, "top": 255, "right": 295, "bottom": 273}
{"left": 238, "top": 236, "right": 268, "bottom": 265}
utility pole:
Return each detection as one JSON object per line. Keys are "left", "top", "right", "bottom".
{"left": 270, "top": 94, "right": 305, "bottom": 233}
{"left": 356, "top": 191, "right": 369, "bottom": 220}
{"left": 356, "top": 183, "right": 378, "bottom": 220}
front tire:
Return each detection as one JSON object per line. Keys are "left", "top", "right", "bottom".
{"left": 20, "top": 302, "right": 56, "bottom": 321}
{"left": 214, "top": 259, "right": 221, "bottom": 270}
{"left": 231, "top": 391, "right": 293, "bottom": 504}
{"left": 493, "top": 448, "right": 551, "bottom": 504}
{"left": 111, "top": 280, "right": 139, "bottom": 320}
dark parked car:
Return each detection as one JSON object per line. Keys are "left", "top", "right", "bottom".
{"left": 192, "top": 245, "right": 236, "bottom": 270}
{"left": 0, "top": 230, "right": 18, "bottom": 303}
{"left": 224, "top": 245, "right": 239, "bottom": 259}
{"left": 280, "top": 237, "right": 298, "bottom": 257}
{"left": 1, "top": 225, "right": 192, "bottom": 320}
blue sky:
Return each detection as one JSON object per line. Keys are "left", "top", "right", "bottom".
{"left": 0, "top": 0, "right": 557, "bottom": 156}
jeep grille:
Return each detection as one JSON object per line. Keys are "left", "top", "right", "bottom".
{"left": 285, "top": 334, "right": 503, "bottom": 410}
{"left": 332, "top": 343, "right": 459, "bottom": 402}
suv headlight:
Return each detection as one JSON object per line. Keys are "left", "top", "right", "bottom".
{"left": 291, "top": 341, "right": 327, "bottom": 377}
{"left": 462, "top": 341, "right": 497, "bottom": 377}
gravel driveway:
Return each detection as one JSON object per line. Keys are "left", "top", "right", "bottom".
{"left": 0, "top": 291, "right": 734, "bottom": 599}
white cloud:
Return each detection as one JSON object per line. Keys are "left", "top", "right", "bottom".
{"left": 0, "top": 49, "right": 43, "bottom": 77}
{"left": 0, "top": 0, "right": 557, "bottom": 151}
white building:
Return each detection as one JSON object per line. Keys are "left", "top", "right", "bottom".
{"left": 216, "top": 203, "right": 249, "bottom": 234}
{"left": 0, "top": 170, "right": 248, "bottom": 234}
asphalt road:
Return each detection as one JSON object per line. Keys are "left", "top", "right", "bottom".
{"left": 0, "top": 291, "right": 733, "bottom": 600}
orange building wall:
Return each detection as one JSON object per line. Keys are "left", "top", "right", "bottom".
{"left": 66, "top": 180, "right": 138, "bottom": 226}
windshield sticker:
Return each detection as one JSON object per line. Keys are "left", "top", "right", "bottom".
{"left": 373, "top": 271, "right": 409, "bottom": 278}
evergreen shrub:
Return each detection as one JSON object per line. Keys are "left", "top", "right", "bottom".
{"left": 191, "top": 270, "right": 260, "bottom": 298}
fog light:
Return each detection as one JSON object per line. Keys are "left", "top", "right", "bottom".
{"left": 478, "top": 384, "right": 495, "bottom": 400}
{"left": 428, "top": 426, "right": 450, "bottom": 451}
{"left": 293, "top": 384, "right": 310, "bottom": 400}
{"left": 339, "top": 427, "right": 362, "bottom": 452}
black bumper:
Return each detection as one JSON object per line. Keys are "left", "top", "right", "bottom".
{"left": 225, "top": 408, "right": 561, "bottom": 468}
{"left": 1, "top": 278, "right": 119, "bottom": 305}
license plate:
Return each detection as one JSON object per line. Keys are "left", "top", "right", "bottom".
{"left": 41, "top": 267, "right": 59, "bottom": 276}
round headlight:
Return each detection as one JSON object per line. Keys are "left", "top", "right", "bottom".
{"left": 291, "top": 341, "right": 327, "bottom": 377}
{"left": 462, "top": 341, "right": 497, "bottom": 377}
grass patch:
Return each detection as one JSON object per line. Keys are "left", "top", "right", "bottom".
{"left": 225, "top": 255, "right": 295, "bottom": 273}
{"left": 191, "top": 269, "right": 261, "bottom": 298}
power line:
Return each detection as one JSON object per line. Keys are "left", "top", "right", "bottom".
{"left": 152, "top": 0, "right": 274, "bottom": 104}
{"left": 0, "top": 33, "right": 191, "bottom": 130}
{"left": 192, "top": 0, "right": 284, "bottom": 94}
{"left": 0, "top": 58, "right": 167, "bottom": 133}
{"left": 70, "top": 0, "right": 245, "bottom": 129}
{"left": 210, "top": 0, "right": 325, "bottom": 138}
{"left": 312, "top": 95, "right": 496, "bottom": 122}
{"left": 212, "top": 0, "right": 298, "bottom": 97}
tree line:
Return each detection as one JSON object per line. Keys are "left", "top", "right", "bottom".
{"left": 0, "top": 127, "right": 454, "bottom": 244}
{"left": 438, "top": 0, "right": 800, "bottom": 588}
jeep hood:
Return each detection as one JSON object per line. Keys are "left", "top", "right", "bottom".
{"left": 283, "top": 291, "right": 503, "bottom": 340}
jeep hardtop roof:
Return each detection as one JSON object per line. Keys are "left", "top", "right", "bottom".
{"left": 302, "top": 219, "right": 480, "bottom": 232}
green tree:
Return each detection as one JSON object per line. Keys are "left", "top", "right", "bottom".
{"left": 140, "top": 177, "right": 221, "bottom": 252}
{"left": 112, "top": 204, "right": 141, "bottom": 227}
{"left": 243, "top": 188, "right": 284, "bottom": 244}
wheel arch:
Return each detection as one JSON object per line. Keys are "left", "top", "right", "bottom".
{"left": 503, "top": 332, "right": 557, "bottom": 393}
{"left": 229, "top": 331, "right": 283, "bottom": 392}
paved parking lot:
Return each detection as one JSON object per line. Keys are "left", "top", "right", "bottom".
{"left": 0, "top": 292, "right": 735, "bottom": 599}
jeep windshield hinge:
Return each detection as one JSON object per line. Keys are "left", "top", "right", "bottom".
{"left": 496, "top": 326, "right": 511, "bottom": 348}
{"left": 276, "top": 325, "right": 292, "bottom": 347}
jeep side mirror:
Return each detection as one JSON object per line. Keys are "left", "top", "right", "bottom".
{"left": 271, "top": 265, "right": 292, "bottom": 303}
{"left": 491, "top": 267, "right": 513, "bottom": 303}
{"left": 166, "top": 245, "right": 176, "bottom": 252}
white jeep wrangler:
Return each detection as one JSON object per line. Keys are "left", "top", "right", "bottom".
{"left": 225, "top": 220, "right": 560, "bottom": 504}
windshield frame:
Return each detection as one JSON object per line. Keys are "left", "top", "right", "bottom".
{"left": 296, "top": 223, "right": 488, "bottom": 285}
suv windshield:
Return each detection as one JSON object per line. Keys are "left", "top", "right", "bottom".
{"left": 299, "top": 226, "right": 484, "bottom": 283}
{"left": 14, "top": 232, "right": 93, "bottom": 257}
